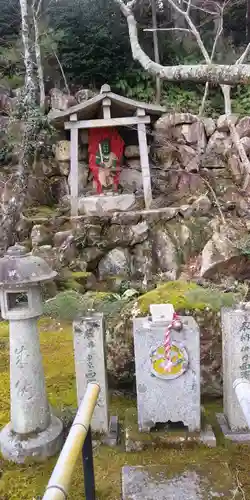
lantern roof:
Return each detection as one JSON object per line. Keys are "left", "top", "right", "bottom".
{"left": 0, "top": 245, "right": 57, "bottom": 288}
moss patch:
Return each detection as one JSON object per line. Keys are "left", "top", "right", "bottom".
{"left": 137, "top": 281, "right": 238, "bottom": 315}
{"left": 23, "top": 205, "right": 57, "bottom": 219}
{"left": 0, "top": 321, "right": 250, "bottom": 498}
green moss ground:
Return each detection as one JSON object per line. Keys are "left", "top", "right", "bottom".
{"left": 1, "top": 320, "right": 250, "bottom": 499}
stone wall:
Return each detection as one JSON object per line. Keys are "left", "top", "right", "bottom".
{"left": 17, "top": 202, "right": 250, "bottom": 291}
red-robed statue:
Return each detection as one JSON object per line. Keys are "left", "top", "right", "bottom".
{"left": 88, "top": 127, "right": 124, "bottom": 194}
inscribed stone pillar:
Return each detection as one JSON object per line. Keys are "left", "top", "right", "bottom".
{"left": 73, "top": 313, "right": 109, "bottom": 433}
{"left": 221, "top": 307, "right": 250, "bottom": 431}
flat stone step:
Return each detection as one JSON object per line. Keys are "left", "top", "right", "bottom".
{"left": 121, "top": 464, "right": 242, "bottom": 499}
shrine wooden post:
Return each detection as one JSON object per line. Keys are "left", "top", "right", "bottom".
{"left": 70, "top": 113, "right": 79, "bottom": 217}
{"left": 136, "top": 108, "right": 152, "bottom": 210}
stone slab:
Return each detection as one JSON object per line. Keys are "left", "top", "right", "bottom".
{"left": 73, "top": 313, "right": 109, "bottom": 433}
{"left": 133, "top": 316, "right": 200, "bottom": 432}
{"left": 0, "top": 415, "right": 63, "bottom": 464}
{"left": 221, "top": 307, "right": 250, "bottom": 431}
{"left": 122, "top": 464, "right": 242, "bottom": 499}
{"left": 216, "top": 412, "right": 250, "bottom": 443}
{"left": 78, "top": 194, "right": 136, "bottom": 215}
{"left": 124, "top": 408, "right": 216, "bottom": 452}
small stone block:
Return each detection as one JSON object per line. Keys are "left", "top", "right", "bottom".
{"left": 102, "top": 416, "right": 119, "bottom": 447}
{"left": 200, "top": 424, "right": 217, "bottom": 448}
{"left": 216, "top": 413, "right": 250, "bottom": 443}
{"left": 150, "top": 303, "right": 174, "bottom": 322}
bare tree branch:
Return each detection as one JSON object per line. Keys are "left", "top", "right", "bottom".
{"left": 144, "top": 27, "right": 191, "bottom": 32}
{"left": 115, "top": 0, "right": 250, "bottom": 84}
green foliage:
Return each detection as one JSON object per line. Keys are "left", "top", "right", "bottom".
{"left": 115, "top": 68, "right": 156, "bottom": 102}
{"left": 47, "top": 0, "right": 135, "bottom": 88}
{"left": 232, "top": 85, "right": 250, "bottom": 116}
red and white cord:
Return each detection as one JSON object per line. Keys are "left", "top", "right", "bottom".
{"left": 164, "top": 312, "right": 179, "bottom": 372}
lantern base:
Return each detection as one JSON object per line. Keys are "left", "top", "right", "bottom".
{"left": 0, "top": 415, "right": 63, "bottom": 463}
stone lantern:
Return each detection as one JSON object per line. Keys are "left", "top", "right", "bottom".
{"left": 0, "top": 244, "right": 63, "bottom": 463}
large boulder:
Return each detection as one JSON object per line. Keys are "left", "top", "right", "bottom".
{"left": 131, "top": 240, "right": 154, "bottom": 281}
{"left": 236, "top": 117, "right": 250, "bottom": 139}
{"left": 75, "top": 89, "right": 96, "bottom": 103}
{"left": 155, "top": 112, "right": 198, "bottom": 134}
{"left": 206, "top": 130, "right": 231, "bottom": 157}
{"left": 199, "top": 221, "right": 250, "bottom": 280}
{"left": 54, "top": 140, "right": 71, "bottom": 162}
{"left": 174, "top": 121, "right": 207, "bottom": 153}
{"left": 177, "top": 144, "right": 199, "bottom": 172}
{"left": 50, "top": 176, "right": 69, "bottom": 201}
{"left": 153, "top": 229, "right": 179, "bottom": 279}
{"left": 201, "top": 117, "right": 216, "bottom": 137}
{"left": 50, "top": 88, "right": 77, "bottom": 111}
{"left": 31, "top": 224, "right": 52, "bottom": 247}
{"left": 98, "top": 247, "right": 131, "bottom": 278}
{"left": 217, "top": 114, "right": 238, "bottom": 132}
{"left": 119, "top": 168, "right": 143, "bottom": 192}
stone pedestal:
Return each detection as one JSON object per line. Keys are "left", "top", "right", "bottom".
{"left": 0, "top": 416, "right": 63, "bottom": 464}
{"left": 217, "top": 306, "right": 250, "bottom": 442}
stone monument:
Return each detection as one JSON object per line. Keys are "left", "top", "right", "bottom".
{"left": 73, "top": 313, "right": 109, "bottom": 434}
{"left": 0, "top": 244, "right": 63, "bottom": 463}
{"left": 134, "top": 305, "right": 200, "bottom": 432}
{"left": 125, "top": 304, "right": 216, "bottom": 451}
{"left": 217, "top": 305, "right": 250, "bottom": 441}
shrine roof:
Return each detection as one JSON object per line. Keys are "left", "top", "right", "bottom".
{"left": 49, "top": 84, "right": 166, "bottom": 127}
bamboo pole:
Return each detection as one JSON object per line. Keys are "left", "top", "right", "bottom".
{"left": 43, "top": 382, "right": 100, "bottom": 500}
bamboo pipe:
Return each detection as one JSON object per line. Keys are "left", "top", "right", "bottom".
{"left": 42, "top": 382, "right": 100, "bottom": 500}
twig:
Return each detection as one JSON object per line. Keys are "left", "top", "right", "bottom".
{"left": 47, "top": 38, "right": 70, "bottom": 95}
{"left": 201, "top": 177, "right": 226, "bottom": 224}
{"left": 231, "top": 469, "right": 246, "bottom": 500}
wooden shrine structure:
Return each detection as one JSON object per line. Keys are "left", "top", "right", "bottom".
{"left": 49, "top": 84, "right": 166, "bottom": 216}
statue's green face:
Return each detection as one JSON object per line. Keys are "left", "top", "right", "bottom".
{"left": 101, "top": 139, "right": 110, "bottom": 155}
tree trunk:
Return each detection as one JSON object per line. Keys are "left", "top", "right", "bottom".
{"left": 33, "top": 4, "right": 45, "bottom": 109}
{"left": 19, "top": 0, "right": 37, "bottom": 104}
{"left": 221, "top": 85, "right": 232, "bottom": 115}
{"left": 151, "top": 0, "right": 161, "bottom": 104}
{"left": 0, "top": 0, "right": 39, "bottom": 256}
